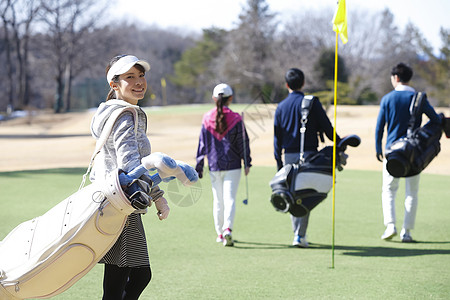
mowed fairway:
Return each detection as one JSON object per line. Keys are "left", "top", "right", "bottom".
{"left": 0, "top": 104, "right": 449, "bottom": 299}
{"left": 0, "top": 167, "right": 449, "bottom": 299}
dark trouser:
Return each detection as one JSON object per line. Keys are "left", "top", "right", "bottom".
{"left": 102, "top": 264, "right": 152, "bottom": 300}
{"left": 284, "top": 151, "right": 316, "bottom": 237}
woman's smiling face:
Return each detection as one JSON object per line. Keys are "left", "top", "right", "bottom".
{"left": 114, "top": 65, "right": 147, "bottom": 105}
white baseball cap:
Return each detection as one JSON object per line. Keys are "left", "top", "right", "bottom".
{"left": 107, "top": 55, "right": 151, "bottom": 83}
{"left": 213, "top": 83, "right": 233, "bottom": 98}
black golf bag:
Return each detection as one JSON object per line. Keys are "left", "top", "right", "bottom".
{"left": 385, "top": 92, "right": 446, "bottom": 177}
{"left": 270, "top": 135, "right": 360, "bottom": 218}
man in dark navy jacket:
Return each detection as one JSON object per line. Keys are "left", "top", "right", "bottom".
{"left": 274, "top": 68, "right": 340, "bottom": 247}
{"left": 375, "top": 62, "right": 441, "bottom": 243}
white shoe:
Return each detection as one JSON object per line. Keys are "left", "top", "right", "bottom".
{"left": 292, "top": 235, "right": 308, "bottom": 248}
{"left": 216, "top": 235, "right": 223, "bottom": 243}
{"left": 381, "top": 224, "right": 397, "bottom": 240}
{"left": 400, "top": 229, "right": 414, "bottom": 243}
{"left": 223, "top": 228, "right": 234, "bottom": 246}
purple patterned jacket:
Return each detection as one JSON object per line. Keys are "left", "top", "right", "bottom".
{"left": 196, "top": 107, "right": 251, "bottom": 173}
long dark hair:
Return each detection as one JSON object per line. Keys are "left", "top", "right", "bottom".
{"left": 105, "top": 54, "right": 145, "bottom": 100}
{"left": 215, "top": 94, "right": 230, "bottom": 134}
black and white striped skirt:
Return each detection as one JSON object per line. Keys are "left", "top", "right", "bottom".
{"left": 99, "top": 213, "right": 150, "bottom": 267}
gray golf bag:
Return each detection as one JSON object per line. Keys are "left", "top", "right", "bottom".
{"left": 270, "top": 135, "right": 360, "bottom": 217}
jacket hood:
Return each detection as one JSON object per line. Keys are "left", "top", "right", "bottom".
{"left": 90, "top": 99, "right": 140, "bottom": 139}
{"left": 202, "top": 106, "right": 242, "bottom": 141}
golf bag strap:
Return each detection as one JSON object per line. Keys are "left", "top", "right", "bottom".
{"left": 407, "top": 92, "right": 425, "bottom": 136}
{"left": 79, "top": 107, "right": 138, "bottom": 190}
{"left": 299, "top": 95, "right": 315, "bottom": 163}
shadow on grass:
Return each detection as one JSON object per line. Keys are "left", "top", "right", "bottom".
{"left": 233, "top": 240, "right": 293, "bottom": 250}
{"left": 231, "top": 240, "right": 450, "bottom": 256}
{"left": 309, "top": 242, "right": 450, "bottom": 257}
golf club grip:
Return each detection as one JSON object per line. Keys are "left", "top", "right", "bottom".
{"left": 119, "top": 167, "right": 162, "bottom": 187}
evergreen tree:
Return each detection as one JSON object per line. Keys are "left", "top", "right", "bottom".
{"left": 171, "top": 28, "right": 226, "bottom": 102}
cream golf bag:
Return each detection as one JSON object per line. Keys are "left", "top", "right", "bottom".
{"left": 270, "top": 135, "right": 360, "bottom": 217}
{"left": 0, "top": 105, "right": 198, "bottom": 300}
{"left": 0, "top": 153, "right": 197, "bottom": 300}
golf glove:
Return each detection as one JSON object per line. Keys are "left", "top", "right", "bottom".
{"left": 154, "top": 197, "right": 170, "bottom": 220}
{"left": 195, "top": 165, "right": 203, "bottom": 179}
{"left": 149, "top": 185, "right": 169, "bottom": 219}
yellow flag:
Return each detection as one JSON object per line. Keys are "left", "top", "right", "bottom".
{"left": 332, "top": 0, "right": 348, "bottom": 44}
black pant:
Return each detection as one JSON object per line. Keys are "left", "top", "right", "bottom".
{"left": 102, "top": 264, "right": 152, "bottom": 300}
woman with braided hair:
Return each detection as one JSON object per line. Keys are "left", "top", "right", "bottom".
{"left": 195, "top": 83, "right": 252, "bottom": 247}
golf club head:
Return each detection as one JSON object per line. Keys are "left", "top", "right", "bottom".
{"left": 337, "top": 134, "right": 361, "bottom": 152}
{"left": 243, "top": 199, "right": 248, "bottom": 205}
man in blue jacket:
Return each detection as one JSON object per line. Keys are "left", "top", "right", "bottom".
{"left": 274, "top": 68, "right": 339, "bottom": 247}
{"left": 375, "top": 62, "right": 441, "bottom": 242}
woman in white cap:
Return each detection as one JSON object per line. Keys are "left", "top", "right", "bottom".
{"left": 195, "top": 83, "right": 252, "bottom": 246}
{"left": 90, "top": 54, "right": 170, "bottom": 299}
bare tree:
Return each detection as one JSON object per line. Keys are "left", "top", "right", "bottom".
{"left": 38, "top": 0, "right": 107, "bottom": 112}
{"left": 0, "top": 0, "right": 41, "bottom": 112}
{"left": 215, "top": 0, "right": 279, "bottom": 102}
{"left": 0, "top": 0, "right": 14, "bottom": 112}
{"left": 277, "top": 8, "right": 336, "bottom": 92}
{"left": 280, "top": 8, "right": 418, "bottom": 102}
{"left": 412, "top": 27, "right": 450, "bottom": 105}
{"left": 0, "top": 2, "right": 445, "bottom": 112}
{"left": 10, "top": 0, "right": 40, "bottom": 109}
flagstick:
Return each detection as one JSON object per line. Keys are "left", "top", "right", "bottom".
{"left": 331, "top": 31, "right": 339, "bottom": 270}
{"left": 331, "top": 0, "right": 347, "bottom": 270}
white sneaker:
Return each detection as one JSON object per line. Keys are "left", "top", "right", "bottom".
{"left": 381, "top": 224, "right": 397, "bottom": 240}
{"left": 292, "top": 235, "right": 308, "bottom": 248}
{"left": 216, "top": 235, "right": 223, "bottom": 243}
{"left": 223, "top": 228, "right": 234, "bottom": 246}
{"left": 400, "top": 229, "right": 414, "bottom": 243}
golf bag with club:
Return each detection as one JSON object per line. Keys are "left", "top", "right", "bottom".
{"left": 385, "top": 92, "right": 448, "bottom": 177}
{"left": 0, "top": 106, "right": 198, "bottom": 300}
{"left": 269, "top": 95, "right": 360, "bottom": 217}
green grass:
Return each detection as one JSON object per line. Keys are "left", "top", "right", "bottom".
{"left": 1, "top": 167, "right": 449, "bottom": 299}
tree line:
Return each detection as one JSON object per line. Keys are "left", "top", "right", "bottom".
{"left": 0, "top": 0, "right": 448, "bottom": 115}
